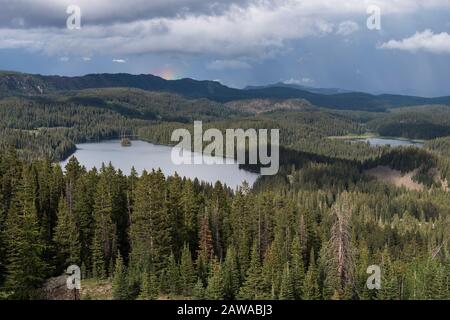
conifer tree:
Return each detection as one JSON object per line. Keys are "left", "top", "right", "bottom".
{"left": 112, "top": 252, "right": 128, "bottom": 300}
{"left": 129, "top": 170, "right": 171, "bottom": 277}
{"left": 166, "top": 174, "right": 184, "bottom": 256}
{"left": 166, "top": 252, "right": 180, "bottom": 296}
{"left": 238, "top": 242, "right": 267, "bottom": 300}
{"left": 433, "top": 263, "right": 447, "bottom": 300}
{"left": 303, "top": 250, "right": 321, "bottom": 300}
{"left": 355, "top": 241, "right": 373, "bottom": 300}
{"left": 64, "top": 157, "right": 83, "bottom": 184}
{"left": 422, "top": 258, "right": 446, "bottom": 300}
{"left": 377, "top": 248, "right": 398, "bottom": 300}
{"left": 4, "top": 167, "right": 48, "bottom": 298}
{"left": 444, "top": 259, "right": 450, "bottom": 299}
{"left": 230, "top": 189, "right": 253, "bottom": 276}
{"left": 179, "top": 244, "right": 196, "bottom": 296}
{"left": 261, "top": 243, "right": 279, "bottom": 299}
{"left": 81, "top": 262, "right": 88, "bottom": 280}
{"left": 196, "top": 252, "right": 210, "bottom": 285}
{"left": 222, "top": 245, "right": 240, "bottom": 299}
{"left": 0, "top": 150, "right": 22, "bottom": 286}
{"left": 290, "top": 236, "right": 305, "bottom": 299}
{"left": 91, "top": 168, "right": 117, "bottom": 278}
{"left": 126, "top": 167, "right": 138, "bottom": 221}
{"left": 279, "top": 262, "right": 295, "bottom": 300}
{"left": 91, "top": 231, "right": 106, "bottom": 279}
{"left": 210, "top": 184, "right": 225, "bottom": 260}
{"left": 181, "top": 180, "right": 199, "bottom": 250}
{"left": 138, "top": 270, "right": 159, "bottom": 300}
{"left": 205, "top": 259, "right": 224, "bottom": 300}
{"left": 110, "top": 168, "right": 129, "bottom": 262}
{"left": 263, "top": 237, "right": 284, "bottom": 298}
{"left": 73, "top": 174, "right": 95, "bottom": 270}
{"left": 53, "top": 196, "right": 80, "bottom": 269}
{"left": 35, "top": 160, "right": 63, "bottom": 251}
{"left": 158, "top": 269, "right": 170, "bottom": 295}
{"left": 198, "top": 212, "right": 214, "bottom": 262}
{"left": 193, "top": 277, "right": 205, "bottom": 300}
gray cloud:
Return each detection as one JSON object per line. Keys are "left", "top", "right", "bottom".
{"left": 0, "top": 0, "right": 253, "bottom": 28}
{"left": 0, "top": 2, "right": 336, "bottom": 57}
{"left": 3, "top": 0, "right": 450, "bottom": 29}
{"left": 1, "top": 0, "right": 450, "bottom": 59}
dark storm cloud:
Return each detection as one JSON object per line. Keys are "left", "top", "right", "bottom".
{"left": 0, "top": 0, "right": 253, "bottom": 28}
{"left": 2, "top": 0, "right": 450, "bottom": 96}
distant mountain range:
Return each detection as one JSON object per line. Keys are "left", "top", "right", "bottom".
{"left": 1, "top": 70, "right": 450, "bottom": 112}
{"left": 244, "top": 82, "right": 352, "bottom": 95}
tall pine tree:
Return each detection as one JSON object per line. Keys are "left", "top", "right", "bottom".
{"left": 205, "top": 259, "right": 224, "bottom": 300}
{"left": 222, "top": 245, "right": 240, "bottom": 299}
{"left": 112, "top": 252, "right": 128, "bottom": 300}
{"left": 179, "top": 244, "right": 196, "bottom": 296}
{"left": 238, "top": 242, "right": 268, "bottom": 300}
{"left": 4, "top": 166, "right": 48, "bottom": 298}
{"left": 53, "top": 196, "right": 80, "bottom": 270}
{"left": 302, "top": 250, "right": 321, "bottom": 300}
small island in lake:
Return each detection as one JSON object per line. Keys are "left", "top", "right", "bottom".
{"left": 121, "top": 138, "right": 132, "bottom": 147}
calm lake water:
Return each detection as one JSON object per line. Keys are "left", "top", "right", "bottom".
{"left": 60, "top": 140, "right": 259, "bottom": 189}
{"left": 353, "top": 137, "right": 424, "bottom": 147}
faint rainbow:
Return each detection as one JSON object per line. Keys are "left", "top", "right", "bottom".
{"left": 154, "top": 67, "right": 181, "bottom": 80}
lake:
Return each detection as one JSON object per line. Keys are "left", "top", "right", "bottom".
{"left": 352, "top": 137, "right": 424, "bottom": 147}
{"left": 60, "top": 140, "right": 259, "bottom": 189}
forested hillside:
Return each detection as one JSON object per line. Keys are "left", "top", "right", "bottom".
{"left": 0, "top": 81, "right": 449, "bottom": 301}
{"left": 2, "top": 71, "right": 450, "bottom": 111}
{"left": 0, "top": 86, "right": 449, "bottom": 181}
{"left": 368, "top": 105, "right": 450, "bottom": 140}
{"left": 0, "top": 149, "right": 448, "bottom": 300}
{"left": 0, "top": 90, "right": 244, "bottom": 161}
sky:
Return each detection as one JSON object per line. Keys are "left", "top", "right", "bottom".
{"left": 1, "top": 0, "right": 450, "bottom": 97}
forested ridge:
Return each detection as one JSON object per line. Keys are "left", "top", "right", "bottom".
{"left": 3, "top": 71, "right": 450, "bottom": 111}
{"left": 1, "top": 89, "right": 449, "bottom": 162}
{"left": 0, "top": 149, "right": 448, "bottom": 300}
{"left": 0, "top": 85, "right": 449, "bottom": 300}
{"left": 367, "top": 105, "right": 450, "bottom": 140}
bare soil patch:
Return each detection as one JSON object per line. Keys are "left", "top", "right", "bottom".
{"left": 365, "top": 166, "right": 424, "bottom": 191}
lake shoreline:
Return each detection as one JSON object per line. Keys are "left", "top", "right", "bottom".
{"left": 60, "top": 139, "right": 260, "bottom": 189}
{"left": 328, "top": 134, "right": 426, "bottom": 144}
